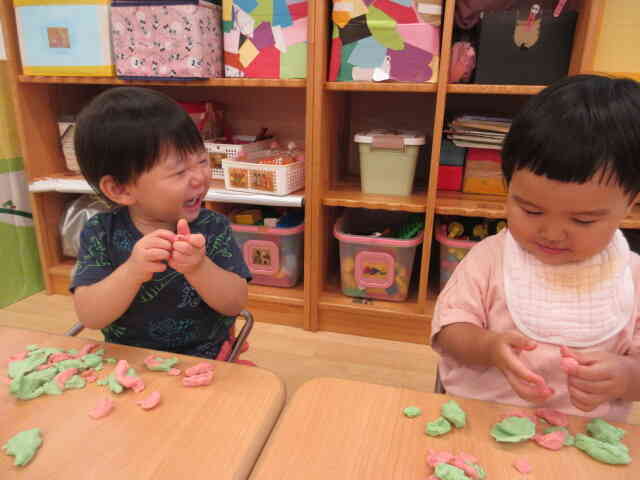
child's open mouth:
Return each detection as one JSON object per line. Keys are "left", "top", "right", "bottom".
{"left": 184, "top": 194, "right": 202, "bottom": 208}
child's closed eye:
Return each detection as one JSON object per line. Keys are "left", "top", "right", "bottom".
{"left": 572, "top": 218, "right": 596, "bottom": 225}
{"left": 522, "top": 208, "right": 543, "bottom": 216}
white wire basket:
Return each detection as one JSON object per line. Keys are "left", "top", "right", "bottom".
{"left": 204, "top": 136, "right": 274, "bottom": 179}
{"left": 222, "top": 152, "right": 304, "bottom": 196}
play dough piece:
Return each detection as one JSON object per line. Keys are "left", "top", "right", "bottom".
{"left": 543, "top": 426, "right": 575, "bottom": 446}
{"left": 449, "top": 457, "right": 480, "bottom": 478}
{"left": 182, "top": 370, "right": 213, "bottom": 387}
{"left": 114, "top": 360, "right": 145, "bottom": 392}
{"left": 54, "top": 368, "right": 78, "bottom": 389}
{"left": 10, "top": 368, "right": 57, "bottom": 400}
{"left": 434, "top": 462, "right": 471, "bottom": 480}
{"left": 167, "top": 368, "right": 181, "bottom": 376}
{"left": 97, "top": 373, "right": 124, "bottom": 394}
{"left": 403, "top": 406, "right": 422, "bottom": 418}
{"left": 7, "top": 351, "right": 27, "bottom": 363}
{"left": 427, "top": 450, "right": 454, "bottom": 467}
{"left": 426, "top": 417, "right": 452, "bottom": 437}
{"left": 500, "top": 410, "right": 537, "bottom": 422}
{"left": 442, "top": 400, "right": 466, "bottom": 428}
{"left": 64, "top": 375, "right": 86, "bottom": 390}
{"left": 533, "top": 430, "right": 566, "bottom": 450}
{"left": 185, "top": 362, "right": 214, "bottom": 377}
{"left": 88, "top": 397, "right": 114, "bottom": 419}
{"left": 513, "top": 458, "right": 533, "bottom": 474}
{"left": 491, "top": 416, "right": 536, "bottom": 443}
{"left": 575, "top": 434, "right": 631, "bottom": 465}
{"left": 586, "top": 418, "right": 626, "bottom": 444}
{"left": 137, "top": 391, "right": 161, "bottom": 410}
{"left": 535, "top": 408, "right": 568, "bottom": 427}
{"left": 105, "top": 358, "right": 117, "bottom": 364}
{"left": 80, "top": 369, "right": 99, "bottom": 383}
{"left": 144, "top": 355, "right": 179, "bottom": 372}
{"left": 81, "top": 353, "right": 104, "bottom": 370}
{"left": 2, "top": 428, "right": 43, "bottom": 466}
{"left": 75, "top": 343, "right": 99, "bottom": 357}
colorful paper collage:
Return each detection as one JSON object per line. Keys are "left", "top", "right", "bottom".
{"left": 329, "top": 0, "right": 441, "bottom": 83}
{"left": 223, "top": 0, "right": 307, "bottom": 78}
{"left": 111, "top": 0, "right": 223, "bottom": 80}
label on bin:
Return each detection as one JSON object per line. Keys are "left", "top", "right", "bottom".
{"left": 355, "top": 251, "right": 395, "bottom": 289}
{"left": 243, "top": 240, "right": 280, "bottom": 275}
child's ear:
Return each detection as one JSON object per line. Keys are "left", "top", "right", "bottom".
{"left": 99, "top": 175, "right": 136, "bottom": 206}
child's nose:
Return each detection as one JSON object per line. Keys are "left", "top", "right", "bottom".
{"left": 539, "top": 223, "right": 567, "bottom": 242}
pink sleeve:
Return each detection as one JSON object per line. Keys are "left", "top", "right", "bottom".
{"left": 629, "top": 254, "right": 640, "bottom": 356}
{"left": 430, "top": 236, "right": 497, "bottom": 352}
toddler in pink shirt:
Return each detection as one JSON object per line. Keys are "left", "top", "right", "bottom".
{"left": 432, "top": 75, "right": 640, "bottom": 421}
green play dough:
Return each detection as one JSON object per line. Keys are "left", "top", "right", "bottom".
{"left": 146, "top": 356, "right": 179, "bottom": 372}
{"left": 63, "top": 375, "right": 86, "bottom": 390}
{"left": 95, "top": 349, "right": 105, "bottom": 355}
{"left": 441, "top": 400, "right": 466, "bottom": 428}
{"left": 54, "top": 359, "right": 85, "bottom": 371}
{"left": 575, "top": 434, "right": 631, "bottom": 465}
{"left": 426, "top": 417, "right": 452, "bottom": 437}
{"left": 403, "top": 406, "right": 422, "bottom": 418}
{"left": 26, "top": 345, "right": 39, "bottom": 351}
{"left": 2, "top": 428, "right": 43, "bottom": 466}
{"left": 10, "top": 368, "right": 57, "bottom": 400}
{"left": 42, "top": 381, "right": 63, "bottom": 396}
{"left": 434, "top": 463, "right": 471, "bottom": 480}
{"left": 66, "top": 348, "right": 78, "bottom": 355}
{"left": 97, "top": 373, "right": 123, "bottom": 394}
{"left": 544, "top": 426, "right": 575, "bottom": 446}
{"left": 490, "top": 416, "right": 536, "bottom": 443}
{"left": 471, "top": 463, "right": 486, "bottom": 479}
{"left": 8, "top": 351, "right": 49, "bottom": 379}
{"left": 81, "top": 353, "right": 103, "bottom": 370}
{"left": 105, "top": 358, "right": 117, "bottom": 364}
{"left": 586, "top": 418, "right": 626, "bottom": 444}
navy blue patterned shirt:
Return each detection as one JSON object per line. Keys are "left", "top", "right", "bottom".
{"left": 70, "top": 208, "right": 251, "bottom": 358}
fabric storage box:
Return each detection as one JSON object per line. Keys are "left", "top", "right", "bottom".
{"left": 14, "top": 0, "right": 113, "bottom": 76}
{"left": 231, "top": 220, "right": 304, "bottom": 287}
{"left": 222, "top": 0, "right": 307, "bottom": 78}
{"left": 438, "top": 165, "right": 463, "bottom": 191}
{"left": 435, "top": 224, "right": 476, "bottom": 291}
{"left": 222, "top": 149, "right": 304, "bottom": 196}
{"left": 329, "top": 0, "right": 441, "bottom": 83}
{"left": 355, "top": 130, "right": 425, "bottom": 196}
{"left": 205, "top": 136, "right": 273, "bottom": 179}
{"left": 462, "top": 147, "right": 506, "bottom": 195}
{"left": 111, "top": 0, "right": 223, "bottom": 80}
{"left": 474, "top": 1, "right": 578, "bottom": 85}
{"left": 334, "top": 209, "right": 423, "bottom": 302}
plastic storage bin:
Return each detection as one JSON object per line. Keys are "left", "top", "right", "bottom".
{"left": 435, "top": 224, "right": 477, "bottom": 291}
{"left": 110, "top": 0, "right": 222, "bottom": 80}
{"left": 14, "top": 0, "right": 113, "bottom": 76}
{"left": 334, "top": 210, "right": 423, "bottom": 302}
{"left": 354, "top": 130, "right": 425, "bottom": 196}
{"left": 231, "top": 221, "right": 304, "bottom": 287}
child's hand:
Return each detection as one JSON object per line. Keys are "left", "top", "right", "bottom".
{"left": 563, "top": 347, "right": 632, "bottom": 412}
{"left": 490, "top": 331, "right": 554, "bottom": 404}
{"left": 169, "top": 218, "right": 206, "bottom": 275}
{"left": 127, "top": 229, "right": 176, "bottom": 283}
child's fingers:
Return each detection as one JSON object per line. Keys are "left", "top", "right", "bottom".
{"left": 150, "top": 229, "right": 177, "bottom": 243}
{"left": 145, "top": 236, "right": 174, "bottom": 251}
{"left": 187, "top": 233, "right": 206, "bottom": 249}
{"left": 504, "top": 349, "right": 547, "bottom": 388}
{"left": 570, "top": 362, "right": 611, "bottom": 382}
{"left": 177, "top": 218, "right": 190, "bottom": 237}
{"left": 148, "top": 261, "right": 167, "bottom": 273}
{"left": 568, "top": 375, "right": 610, "bottom": 395}
{"left": 568, "top": 385, "right": 602, "bottom": 412}
{"left": 505, "top": 331, "right": 537, "bottom": 351}
{"left": 172, "top": 240, "right": 194, "bottom": 256}
{"left": 504, "top": 370, "right": 549, "bottom": 403}
{"left": 146, "top": 248, "right": 171, "bottom": 262}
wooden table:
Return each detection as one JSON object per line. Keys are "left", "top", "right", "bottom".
{"left": 251, "top": 377, "right": 640, "bottom": 479}
{"left": 0, "top": 326, "right": 285, "bottom": 479}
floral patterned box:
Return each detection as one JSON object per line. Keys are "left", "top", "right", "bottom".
{"left": 111, "top": 0, "right": 223, "bottom": 80}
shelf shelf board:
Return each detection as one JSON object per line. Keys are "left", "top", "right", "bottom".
{"left": 29, "top": 174, "right": 304, "bottom": 207}
{"left": 325, "top": 81, "right": 437, "bottom": 93}
{"left": 18, "top": 75, "right": 306, "bottom": 88}
{"left": 436, "top": 191, "right": 640, "bottom": 229}
{"left": 319, "top": 282, "right": 423, "bottom": 317}
{"left": 447, "top": 84, "right": 545, "bottom": 95}
{"left": 323, "top": 183, "right": 427, "bottom": 212}
{"left": 48, "top": 259, "right": 305, "bottom": 306}
{"left": 435, "top": 191, "right": 507, "bottom": 219}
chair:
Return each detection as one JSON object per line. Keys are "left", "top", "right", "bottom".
{"left": 65, "top": 309, "right": 254, "bottom": 363}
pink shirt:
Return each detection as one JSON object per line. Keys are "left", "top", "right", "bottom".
{"left": 431, "top": 230, "right": 640, "bottom": 421}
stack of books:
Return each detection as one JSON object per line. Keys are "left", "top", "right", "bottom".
{"left": 445, "top": 115, "right": 511, "bottom": 150}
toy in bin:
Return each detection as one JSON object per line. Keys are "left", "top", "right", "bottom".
{"left": 435, "top": 217, "right": 506, "bottom": 290}
{"left": 334, "top": 209, "right": 424, "bottom": 302}
{"left": 230, "top": 208, "right": 304, "bottom": 288}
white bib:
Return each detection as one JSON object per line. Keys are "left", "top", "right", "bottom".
{"left": 504, "top": 230, "right": 634, "bottom": 347}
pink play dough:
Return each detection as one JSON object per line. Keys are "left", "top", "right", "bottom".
{"left": 513, "top": 458, "right": 533, "bottom": 474}
{"left": 185, "top": 362, "right": 214, "bottom": 377}
{"left": 182, "top": 370, "right": 213, "bottom": 387}
{"left": 535, "top": 408, "right": 569, "bottom": 427}
{"left": 88, "top": 397, "right": 114, "bottom": 419}
{"left": 137, "top": 391, "right": 161, "bottom": 410}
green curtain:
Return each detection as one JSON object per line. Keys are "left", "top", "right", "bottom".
{"left": 0, "top": 60, "right": 43, "bottom": 307}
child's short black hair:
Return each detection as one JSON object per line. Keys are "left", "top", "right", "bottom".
{"left": 74, "top": 87, "right": 203, "bottom": 194}
{"left": 502, "top": 75, "right": 640, "bottom": 197}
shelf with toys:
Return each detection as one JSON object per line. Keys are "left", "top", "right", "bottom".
{"left": 2, "top": 0, "right": 614, "bottom": 343}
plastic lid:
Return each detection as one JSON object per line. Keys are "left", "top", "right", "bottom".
{"left": 354, "top": 129, "right": 426, "bottom": 146}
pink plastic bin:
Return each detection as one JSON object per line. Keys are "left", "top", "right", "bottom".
{"left": 334, "top": 212, "right": 423, "bottom": 302}
{"left": 231, "top": 222, "right": 303, "bottom": 288}
{"left": 435, "top": 224, "right": 477, "bottom": 291}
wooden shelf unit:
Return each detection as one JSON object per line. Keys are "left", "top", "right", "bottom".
{"left": 1, "top": 0, "right": 608, "bottom": 343}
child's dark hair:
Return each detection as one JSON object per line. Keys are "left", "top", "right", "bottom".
{"left": 502, "top": 75, "right": 640, "bottom": 198}
{"left": 74, "top": 87, "right": 203, "bottom": 194}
